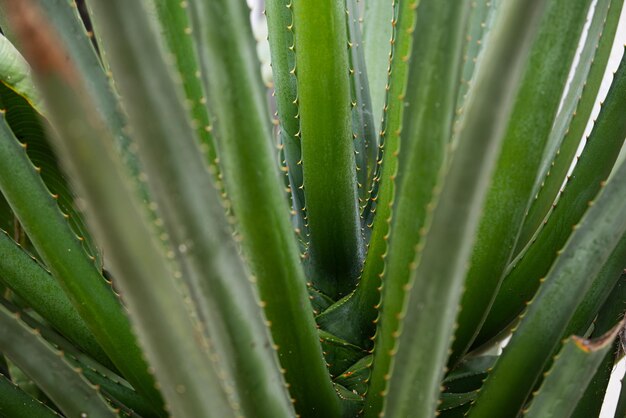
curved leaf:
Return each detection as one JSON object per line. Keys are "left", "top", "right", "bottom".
{"left": 265, "top": 0, "right": 307, "bottom": 235}
{"left": 0, "top": 33, "right": 101, "bottom": 268}
{"left": 524, "top": 326, "right": 622, "bottom": 418}
{"left": 0, "top": 229, "right": 109, "bottom": 368}
{"left": 0, "top": 99, "right": 158, "bottom": 408}
{"left": 468, "top": 131, "right": 626, "bottom": 417}
{"left": 0, "top": 301, "right": 116, "bottom": 418}
{"left": 362, "top": 0, "right": 392, "bottom": 133}
{"left": 0, "top": 372, "right": 58, "bottom": 418}
{"left": 451, "top": 0, "right": 595, "bottom": 365}
{"left": 0, "top": 33, "right": 44, "bottom": 112}
{"left": 346, "top": 0, "right": 377, "bottom": 214}
{"left": 187, "top": 0, "right": 341, "bottom": 415}
{"left": 475, "top": 47, "right": 626, "bottom": 348}
{"left": 61, "top": 0, "right": 298, "bottom": 416}
{"left": 515, "top": 0, "right": 624, "bottom": 251}
{"left": 365, "top": 0, "right": 549, "bottom": 414}
{"left": 294, "top": 0, "right": 364, "bottom": 300}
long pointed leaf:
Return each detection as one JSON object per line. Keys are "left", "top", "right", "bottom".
{"left": 451, "top": 0, "right": 594, "bottom": 364}
{"left": 317, "top": 0, "right": 417, "bottom": 352}
{"left": 187, "top": 0, "right": 341, "bottom": 415}
{"left": 476, "top": 47, "right": 626, "bottom": 348}
{"left": 376, "top": 0, "right": 467, "bottom": 356}
{"left": 346, "top": 0, "right": 377, "bottom": 214}
{"left": 524, "top": 324, "right": 622, "bottom": 418}
{"left": 362, "top": 0, "right": 392, "bottom": 134}
{"left": 364, "top": 0, "right": 470, "bottom": 410}
{"left": 365, "top": 0, "right": 548, "bottom": 415}
{"left": 572, "top": 274, "right": 626, "bottom": 418}
{"left": 565, "top": 235, "right": 626, "bottom": 338}
{"left": 5, "top": 301, "right": 158, "bottom": 418}
{"left": 0, "top": 230, "right": 109, "bottom": 368}
{"left": 294, "top": 0, "right": 364, "bottom": 299}
{"left": 0, "top": 34, "right": 101, "bottom": 268}
{"left": 265, "top": 0, "right": 307, "bottom": 236}
{"left": 516, "top": 0, "right": 625, "bottom": 252}
{"left": 0, "top": 33, "right": 44, "bottom": 112}
{"left": 374, "top": 0, "right": 552, "bottom": 415}
{"left": 454, "top": 0, "right": 499, "bottom": 118}
{"left": 0, "top": 372, "right": 58, "bottom": 418}
{"left": 28, "top": 0, "right": 163, "bottom": 242}
{"left": 147, "top": 0, "right": 219, "bottom": 182}
{"left": 467, "top": 132, "right": 626, "bottom": 417}
{"left": 571, "top": 345, "right": 618, "bottom": 418}
{"left": 0, "top": 301, "right": 115, "bottom": 418}
{"left": 79, "top": 1, "right": 297, "bottom": 417}
{"left": 0, "top": 88, "right": 159, "bottom": 409}
{"left": 5, "top": 1, "right": 239, "bottom": 414}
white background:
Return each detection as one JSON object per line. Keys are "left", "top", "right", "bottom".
{"left": 595, "top": 2, "right": 626, "bottom": 417}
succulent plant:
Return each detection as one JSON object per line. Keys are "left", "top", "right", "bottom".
{"left": 0, "top": 0, "right": 624, "bottom": 417}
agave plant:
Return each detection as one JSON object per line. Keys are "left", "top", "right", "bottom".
{"left": 0, "top": 0, "right": 624, "bottom": 416}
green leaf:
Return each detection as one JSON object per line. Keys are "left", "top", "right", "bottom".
{"left": 146, "top": 0, "right": 219, "bottom": 184}
{"left": 4, "top": 1, "right": 245, "bottom": 415}
{"left": 59, "top": 141, "right": 224, "bottom": 414}
{"left": 380, "top": 3, "right": 553, "bottom": 416}
{"left": 0, "top": 96, "right": 159, "bottom": 408}
{"left": 439, "top": 391, "right": 479, "bottom": 412}
{"left": 475, "top": 46, "right": 626, "bottom": 349}
{"left": 362, "top": 0, "right": 392, "bottom": 134}
{"left": 572, "top": 273, "right": 626, "bottom": 418}
{"left": 316, "top": 0, "right": 417, "bottom": 351}
{"left": 467, "top": 129, "right": 626, "bottom": 417}
{"left": 564, "top": 234, "right": 626, "bottom": 338}
{"left": 265, "top": 0, "right": 307, "bottom": 235}
{"left": 0, "top": 372, "right": 59, "bottom": 418}
{"left": 294, "top": 0, "right": 364, "bottom": 299}
{"left": 335, "top": 382, "right": 365, "bottom": 416}
{"left": 571, "top": 346, "right": 617, "bottom": 418}
{"left": 454, "top": 0, "right": 499, "bottom": 118}
{"left": 333, "top": 354, "right": 372, "bottom": 396}
{"left": 6, "top": 301, "right": 158, "bottom": 418}
{"left": 308, "top": 286, "right": 335, "bottom": 314}
{"left": 5, "top": 359, "right": 40, "bottom": 404}
{"left": 346, "top": 0, "right": 377, "bottom": 214}
{"left": 36, "top": 49, "right": 232, "bottom": 418}
{"left": 319, "top": 330, "right": 368, "bottom": 378}
{"left": 29, "top": 0, "right": 162, "bottom": 241}
{"left": 0, "top": 230, "right": 110, "bottom": 368}
{"left": 611, "top": 141, "right": 626, "bottom": 179}
{"left": 524, "top": 325, "right": 622, "bottom": 418}
{"left": 0, "top": 34, "right": 101, "bottom": 268}
{"left": 0, "top": 83, "right": 101, "bottom": 266}
{"left": 365, "top": 0, "right": 470, "bottom": 415}
{"left": 80, "top": 367, "right": 156, "bottom": 418}
{"left": 0, "top": 301, "right": 116, "bottom": 418}
{"left": 443, "top": 356, "right": 497, "bottom": 393}
{"left": 366, "top": 0, "right": 548, "bottom": 414}
{"left": 527, "top": 248, "right": 626, "bottom": 407}
{"left": 187, "top": 0, "right": 341, "bottom": 415}
{"left": 450, "top": 0, "right": 594, "bottom": 365}
{"left": 0, "top": 33, "right": 44, "bottom": 112}
{"left": 76, "top": 0, "right": 298, "bottom": 416}
{"left": 516, "top": 0, "right": 625, "bottom": 252}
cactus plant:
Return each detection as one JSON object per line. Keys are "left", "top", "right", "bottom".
{"left": 0, "top": 0, "right": 624, "bottom": 416}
